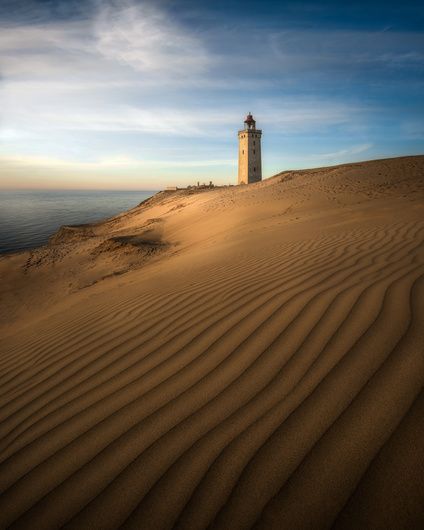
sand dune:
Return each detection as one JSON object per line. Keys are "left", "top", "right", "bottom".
{"left": 0, "top": 155, "right": 423, "bottom": 529}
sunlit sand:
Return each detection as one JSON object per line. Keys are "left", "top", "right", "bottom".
{"left": 0, "top": 155, "right": 423, "bottom": 528}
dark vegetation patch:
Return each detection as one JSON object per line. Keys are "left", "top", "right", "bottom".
{"left": 49, "top": 225, "right": 95, "bottom": 245}
{"left": 91, "top": 234, "right": 168, "bottom": 257}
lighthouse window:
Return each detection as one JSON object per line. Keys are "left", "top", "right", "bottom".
{"left": 253, "top": 149, "right": 255, "bottom": 154}
{"left": 253, "top": 141, "right": 255, "bottom": 145}
{"left": 253, "top": 167, "right": 256, "bottom": 172}
{"left": 242, "top": 150, "right": 244, "bottom": 154}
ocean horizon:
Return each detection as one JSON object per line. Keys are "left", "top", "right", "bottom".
{"left": 0, "top": 189, "right": 157, "bottom": 254}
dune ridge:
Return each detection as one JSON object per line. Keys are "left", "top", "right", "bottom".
{"left": 0, "top": 155, "right": 423, "bottom": 529}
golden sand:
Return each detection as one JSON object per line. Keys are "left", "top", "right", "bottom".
{"left": 0, "top": 155, "right": 423, "bottom": 529}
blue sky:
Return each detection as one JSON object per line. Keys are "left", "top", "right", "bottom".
{"left": 0, "top": 0, "right": 423, "bottom": 189}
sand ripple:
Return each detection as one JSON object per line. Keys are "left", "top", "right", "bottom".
{"left": 0, "top": 156, "right": 423, "bottom": 529}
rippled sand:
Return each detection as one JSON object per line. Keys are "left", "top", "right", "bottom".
{"left": 0, "top": 155, "right": 423, "bottom": 529}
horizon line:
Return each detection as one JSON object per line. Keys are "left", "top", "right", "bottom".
{"left": 0, "top": 188, "right": 161, "bottom": 192}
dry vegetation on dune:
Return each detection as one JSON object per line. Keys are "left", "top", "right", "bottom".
{"left": 0, "top": 155, "right": 423, "bottom": 529}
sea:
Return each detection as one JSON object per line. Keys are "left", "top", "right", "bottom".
{"left": 0, "top": 189, "right": 157, "bottom": 254}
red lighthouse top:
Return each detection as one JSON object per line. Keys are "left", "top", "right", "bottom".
{"left": 244, "top": 112, "right": 256, "bottom": 130}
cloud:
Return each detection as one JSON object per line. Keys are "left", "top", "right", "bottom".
{"left": 1, "top": 68, "right": 362, "bottom": 139}
{"left": 266, "top": 28, "right": 424, "bottom": 75}
{"left": 94, "top": 1, "right": 210, "bottom": 76}
{"left": 0, "top": 149, "right": 237, "bottom": 190}
{"left": 0, "top": 1, "right": 211, "bottom": 84}
{"left": 258, "top": 101, "right": 357, "bottom": 133}
{"left": 270, "top": 143, "right": 374, "bottom": 169}
{"left": 311, "top": 143, "right": 373, "bottom": 160}
{"left": 0, "top": 21, "right": 94, "bottom": 80}
{"left": 0, "top": 152, "right": 236, "bottom": 170}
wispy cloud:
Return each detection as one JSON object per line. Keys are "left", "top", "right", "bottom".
{"left": 0, "top": 152, "right": 236, "bottom": 169}
{"left": 0, "top": 1, "right": 212, "bottom": 83}
{"left": 266, "top": 143, "right": 375, "bottom": 173}
{"left": 0, "top": 80, "right": 362, "bottom": 139}
{"left": 94, "top": 1, "right": 210, "bottom": 77}
{"left": 310, "top": 143, "right": 373, "bottom": 161}
{"left": 267, "top": 29, "right": 424, "bottom": 74}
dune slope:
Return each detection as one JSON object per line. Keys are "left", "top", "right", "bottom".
{"left": 0, "top": 155, "right": 423, "bottom": 529}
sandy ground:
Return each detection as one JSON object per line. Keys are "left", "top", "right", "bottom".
{"left": 0, "top": 155, "right": 423, "bottom": 529}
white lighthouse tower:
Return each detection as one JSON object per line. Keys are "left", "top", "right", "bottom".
{"left": 238, "top": 113, "right": 262, "bottom": 185}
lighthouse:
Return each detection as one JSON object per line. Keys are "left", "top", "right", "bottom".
{"left": 238, "top": 113, "right": 262, "bottom": 185}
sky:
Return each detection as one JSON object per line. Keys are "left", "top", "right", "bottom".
{"left": 0, "top": 0, "right": 423, "bottom": 190}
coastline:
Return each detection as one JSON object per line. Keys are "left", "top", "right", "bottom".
{"left": 0, "top": 189, "right": 158, "bottom": 255}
